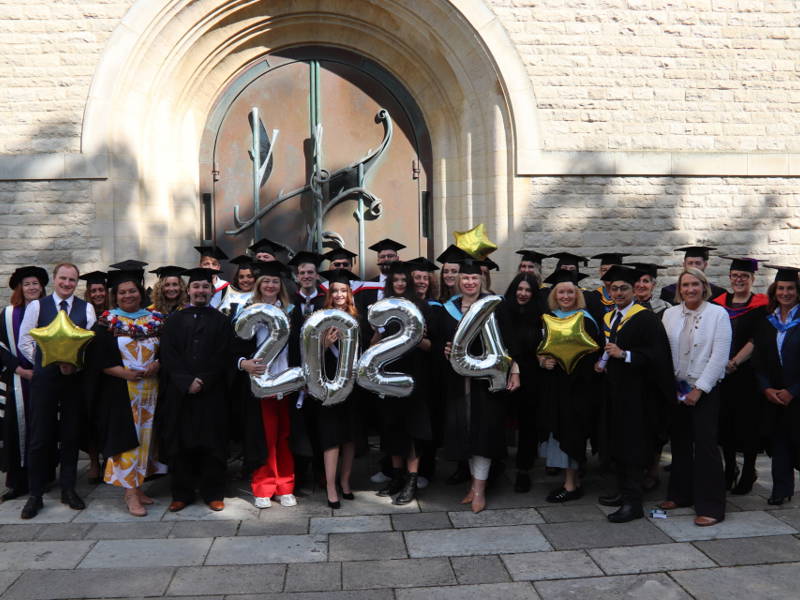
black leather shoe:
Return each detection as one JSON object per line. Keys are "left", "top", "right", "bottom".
{"left": 20, "top": 496, "right": 43, "bottom": 520}
{"left": 546, "top": 486, "right": 583, "bottom": 503}
{"left": 730, "top": 471, "right": 757, "bottom": 496}
{"left": 607, "top": 503, "right": 644, "bottom": 523}
{"left": 598, "top": 493, "right": 624, "bottom": 507}
{"left": 514, "top": 471, "right": 531, "bottom": 493}
{"left": 2, "top": 488, "right": 28, "bottom": 501}
{"left": 377, "top": 469, "right": 405, "bottom": 497}
{"left": 767, "top": 495, "right": 792, "bottom": 506}
{"left": 60, "top": 489, "right": 86, "bottom": 510}
{"left": 393, "top": 473, "right": 418, "bottom": 505}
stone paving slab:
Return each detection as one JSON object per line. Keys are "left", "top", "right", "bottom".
{"left": 34, "top": 522, "right": 94, "bottom": 540}
{"left": 0, "top": 571, "right": 21, "bottom": 596}
{"left": 396, "top": 581, "right": 540, "bottom": 599}
{"left": 450, "top": 555, "right": 512, "bottom": 584}
{"left": 169, "top": 519, "right": 239, "bottom": 538}
{"left": 0, "top": 498, "right": 78, "bottom": 524}
{"left": 0, "top": 540, "right": 95, "bottom": 570}
{"left": 238, "top": 515, "right": 310, "bottom": 535}
{"left": 538, "top": 519, "right": 672, "bottom": 550}
{"left": 342, "top": 558, "right": 455, "bottom": 589}
{"left": 650, "top": 510, "right": 798, "bottom": 542}
{"left": 447, "top": 507, "right": 544, "bottom": 528}
{"left": 79, "top": 537, "right": 212, "bottom": 569}
{"left": 334, "top": 494, "right": 420, "bottom": 515}
{"left": 166, "top": 564, "right": 286, "bottom": 595}
{"left": 1, "top": 567, "right": 175, "bottom": 600}
{"left": 309, "top": 515, "right": 391, "bottom": 535}
{"left": 329, "top": 531, "right": 408, "bottom": 561}
{"left": 693, "top": 534, "right": 800, "bottom": 566}
{"left": 587, "top": 542, "right": 715, "bottom": 574}
{"left": 160, "top": 497, "right": 260, "bottom": 521}
{"left": 534, "top": 573, "right": 691, "bottom": 599}
{"left": 205, "top": 534, "right": 327, "bottom": 564}
{"left": 87, "top": 521, "right": 173, "bottom": 539}
{"left": 536, "top": 505, "right": 607, "bottom": 524}
{"left": 501, "top": 550, "right": 603, "bottom": 581}
{"left": 285, "top": 562, "right": 342, "bottom": 592}
{"left": 235, "top": 591, "right": 394, "bottom": 600}
{"left": 670, "top": 562, "right": 800, "bottom": 600}
{"left": 0, "top": 524, "right": 43, "bottom": 541}
{"left": 406, "top": 525, "right": 551, "bottom": 558}
{"left": 73, "top": 499, "right": 168, "bottom": 523}
{"left": 391, "top": 511, "right": 452, "bottom": 531}
{"left": 772, "top": 507, "right": 800, "bottom": 529}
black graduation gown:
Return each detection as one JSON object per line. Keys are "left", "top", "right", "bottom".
{"left": 423, "top": 300, "right": 447, "bottom": 449}
{"left": 601, "top": 309, "right": 674, "bottom": 466}
{"left": 156, "top": 306, "right": 235, "bottom": 461}
{"left": 504, "top": 302, "right": 542, "bottom": 457}
{"left": 376, "top": 299, "right": 433, "bottom": 456}
{"left": 536, "top": 312, "right": 603, "bottom": 463}
{"left": 85, "top": 324, "right": 148, "bottom": 458}
{"left": 0, "top": 306, "right": 26, "bottom": 476}
{"left": 752, "top": 317, "right": 800, "bottom": 446}
{"left": 660, "top": 281, "right": 727, "bottom": 305}
{"left": 584, "top": 287, "right": 614, "bottom": 325}
{"left": 714, "top": 292, "right": 768, "bottom": 451}
{"left": 437, "top": 295, "right": 512, "bottom": 461}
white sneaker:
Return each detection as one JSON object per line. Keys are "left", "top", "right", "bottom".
{"left": 278, "top": 494, "right": 297, "bottom": 507}
{"left": 370, "top": 471, "right": 391, "bottom": 483}
{"left": 254, "top": 496, "right": 271, "bottom": 509}
{"left": 417, "top": 475, "right": 429, "bottom": 489}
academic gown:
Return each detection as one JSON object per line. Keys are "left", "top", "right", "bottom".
{"left": 422, "top": 299, "right": 447, "bottom": 450}
{"left": 0, "top": 305, "right": 30, "bottom": 480}
{"left": 660, "top": 281, "right": 727, "bottom": 305}
{"left": 376, "top": 299, "right": 433, "bottom": 456}
{"left": 156, "top": 306, "right": 236, "bottom": 462}
{"left": 584, "top": 287, "right": 614, "bottom": 324}
{"left": 713, "top": 292, "right": 768, "bottom": 451}
{"left": 536, "top": 311, "right": 602, "bottom": 463}
{"left": 437, "top": 295, "right": 514, "bottom": 461}
{"left": 601, "top": 308, "right": 674, "bottom": 466}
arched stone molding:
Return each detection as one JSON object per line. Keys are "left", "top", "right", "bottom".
{"left": 82, "top": 0, "right": 540, "bottom": 267}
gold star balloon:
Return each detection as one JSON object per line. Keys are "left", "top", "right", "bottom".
{"left": 537, "top": 312, "right": 599, "bottom": 374}
{"left": 29, "top": 310, "right": 95, "bottom": 368}
{"left": 454, "top": 223, "right": 497, "bottom": 259}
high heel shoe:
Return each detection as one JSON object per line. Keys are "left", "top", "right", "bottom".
{"left": 730, "top": 471, "right": 757, "bottom": 495}
{"left": 342, "top": 492, "right": 354, "bottom": 500}
{"left": 327, "top": 499, "right": 341, "bottom": 509}
{"left": 767, "top": 495, "right": 792, "bottom": 506}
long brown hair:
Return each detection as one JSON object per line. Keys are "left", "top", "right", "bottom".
{"left": 83, "top": 283, "right": 109, "bottom": 312}
{"left": 10, "top": 282, "right": 46, "bottom": 308}
{"left": 150, "top": 276, "right": 188, "bottom": 313}
{"left": 323, "top": 283, "right": 359, "bottom": 317}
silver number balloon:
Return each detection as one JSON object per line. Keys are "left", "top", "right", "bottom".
{"left": 218, "top": 287, "right": 254, "bottom": 318}
{"left": 449, "top": 295, "right": 512, "bottom": 392}
{"left": 301, "top": 309, "right": 360, "bottom": 406}
{"left": 234, "top": 303, "right": 305, "bottom": 399}
{"left": 356, "top": 298, "right": 424, "bottom": 397}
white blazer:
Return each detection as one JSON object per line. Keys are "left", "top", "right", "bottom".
{"left": 661, "top": 301, "right": 732, "bottom": 394}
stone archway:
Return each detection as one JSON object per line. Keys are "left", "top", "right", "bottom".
{"left": 82, "top": 0, "right": 540, "bottom": 269}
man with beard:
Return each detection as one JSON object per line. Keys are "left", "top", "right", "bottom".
{"left": 158, "top": 267, "right": 236, "bottom": 512}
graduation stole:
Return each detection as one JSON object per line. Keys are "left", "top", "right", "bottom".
{"left": 711, "top": 292, "right": 767, "bottom": 319}
{"left": 215, "top": 281, "right": 230, "bottom": 294}
{"left": 602, "top": 304, "right": 648, "bottom": 340}
{"left": 427, "top": 299, "right": 443, "bottom": 308}
{"left": 767, "top": 306, "right": 800, "bottom": 334}
{"left": 443, "top": 295, "right": 463, "bottom": 321}
{"left": 595, "top": 285, "right": 615, "bottom": 308}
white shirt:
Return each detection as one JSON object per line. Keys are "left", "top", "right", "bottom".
{"left": 19, "top": 292, "right": 97, "bottom": 363}
{"left": 376, "top": 273, "right": 387, "bottom": 302}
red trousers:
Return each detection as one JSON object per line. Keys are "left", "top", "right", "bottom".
{"left": 251, "top": 396, "right": 295, "bottom": 498}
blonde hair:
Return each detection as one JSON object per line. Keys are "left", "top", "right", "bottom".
{"left": 547, "top": 282, "right": 587, "bottom": 312}
{"left": 675, "top": 267, "right": 712, "bottom": 303}
{"left": 457, "top": 271, "right": 486, "bottom": 295}
{"left": 150, "top": 276, "right": 188, "bottom": 313}
{"left": 252, "top": 274, "right": 290, "bottom": 310}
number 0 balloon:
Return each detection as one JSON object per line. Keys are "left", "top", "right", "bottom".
{"left": 301, "top": 309, "right": 360, "bottom": 406}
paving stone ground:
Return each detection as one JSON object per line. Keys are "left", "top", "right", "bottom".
{"left": 0, "top": 450, "right": 799, "bottom": 599}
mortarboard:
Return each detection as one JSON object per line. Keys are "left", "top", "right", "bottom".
{"left": 436, "top": 245, "right": 471, "bottom": 265}
{"left": 601, "top": 265, "right": 642, "bottom": 285}
{"left": 516, "top": 250, "right": 548, "bottom": 264}
{"left": 406, "top": 257, "right": 439, "bottom": 272}
{"left": 764, "top": 265, "right": 800, "bottom": 283}
{"left": 78, "top": 271, "right": 107, "bottom": 286}
{"left": 194, "top": 245, "right": 228, "bottom": 260}
{"left": 149, "top": 265, "right": 185, "bottom": 279}
{"left": 9, "top": 265, "right": 49, "bottom": 290}
{"left": 592, "top": 253, "right": 629, "bottom": 266}
{"left": 720, "top": 256, "right": 762, "bottom": 273}
{"left": 676, "top": 246, "right": 716, "bottom": 261}
{"left": 253, "top": 260, "right": 290, "bottom": 278}
{"left": 549, "top": 252, "right": 589, "bottom": 269}
{"left": 288, "top": 251, "right": 323, "bottom": 268}
{"left": 322, "top": 247, "right": 358, "bottom": 263}
{"left": 543, "top": 270, "right": 588, "bottom": 286}
{"left": 109, "top": 259, "right": 148, "bottom": 271}
{"left": 368, "top": 239, "right": 406, "bottom": 253}
{"left": 628, "top": 263, "right": 666, "bottom": 279}
{"left": 106, "top": 269, "right": 144, "bottom": 288}
{"left": 248, "top": 238, "right": 288, "bottom": 256}
{"left": 183, "top": 267, "right": 217, "bottom": 283}
{"left": 319, "top": 269, "right": 360, "bottom": 285}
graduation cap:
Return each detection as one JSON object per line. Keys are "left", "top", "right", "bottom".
{"left": 436, "top": 245, "right": 471, "bottom": 265}
{"left": 248, "top": 238, "right": 288, "bottom": 256}
{"left": 601, "top": 265, "right": 642, "bottom": 285}
{"left": 253, "top": 260, "right": 290, "bottom": 278}
{"left": 322, "top": 247, "right": 358, "bottom": 264}
{"left": 720, "top": 256, "right": 762, "bottom": 273}
{"left": 516, "top": 249, "right": 548, "bottom": 264}
{"left": 106, "top": 269, "right": 145, "bottom": 288}
{"left": 183, "top": 267, "right": 218, "bottom": 283}
{"left": 319, "top": 269, "right": 360, "bottom": 285}
{"left": 229, "top": 255, "right": 255, "bottom": 267}
{"left": 628, "top": 263, "right": 666, "bottom": 279}
{"left": 406, "top": 257, "right": 439, "bottom": 272}
{"left": 387, "top": 261, "right": 412, "bottom": 277}
{"left": 288, "top": 251, "right": 323, "bottom": 268}
{"left": 592, "top": 253, "right": 629, "bottom": 266}
{"left": 764, "top": 265, "right": 800, "bottom": 282}
{"left": 194, "top": 245, "right": 228, "bottom": 260}
{"left": 109, "top": 259, "right": 148, "bottom": 271}
{"left": 78, "top": 271, "right": 107, "bottom": 286}
{"left": 543, "top": 270, "right": 588, "bottom": 286}
{"left": 148, "top": 265, "right": 185, "bottom": 279}
{"left": 549, "top": 252, "right": 589, "bottom": 269}
{"left": 9, "top": 265, "right": 49, "bottom": 290}
{"left": 368, "top": 238, "right": 406, "bottom": 253}
{"left": 456, "top": 258, "right": 488, "bottom": 275}
{"left": 675, "top": 246, "right": 716, "bottom": 261}
{"left": 483, "top": 257, "right": 499, "bottom": 271}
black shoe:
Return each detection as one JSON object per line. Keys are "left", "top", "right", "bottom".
{"left": 20, "top": 496, "right": 43, "bottom": 520}
{"left": 342, "top": 492, "right": 355, "bottom": 501}
{"left": 767, "top": 495, "right": 792, "bottom": 506}
{"left": 2, "top": 488, "right": 28, "bottom": 501}
{"left": 327, "top": 499, "right": 341, "bottom": 509}
{"left": 60, "top": 489, "right": 86, "bottom": 510}
{"left": 377, "top": 469, "right": 405, "bottom": 497}
{"left": 730, "top": 471, "right": 757, "bottom": 496}
{"left": 607, "top": 503, "right": 643, "bottom": 523}
{"left": 446, "top": 464, "right": 470, "bottom": 485}
{"left": 514, "top": 471, "right": 531, "bottom": 493}
{"left": 598, "top": 493, "right": 624, "bottom": 507}
{"left": 394, "top": 473, "right": 418, "bottom": 505}
{"left": 546, "top": 486, "right": 583, "bottom": 503}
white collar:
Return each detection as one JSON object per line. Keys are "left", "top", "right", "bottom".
{"left": 614, "top": 301, "right": 636, "bottom": 318}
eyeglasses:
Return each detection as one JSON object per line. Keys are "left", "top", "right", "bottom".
{"left": 729, "top": 273, "right": 751, "bottom": 281}
{"left": 609, "top": 285, "right": 632, "bottom": 292}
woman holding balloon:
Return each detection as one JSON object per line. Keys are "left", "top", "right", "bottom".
{"left": 440, "top": 258, "right": 520, "bottom": 513}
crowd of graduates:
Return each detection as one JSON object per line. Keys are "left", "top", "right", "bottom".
{"left": 1, "top": 237, "right": 799, "bottom": 529}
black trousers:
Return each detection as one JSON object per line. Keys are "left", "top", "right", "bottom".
{"left": 616, "top": 462, "right": 644, "bottom": 507}
{"left": 170, "top": 448, "right": 227, "bottom": 503}
{"left": 515, "top": 397, "right": 537, "bottom": 471}
{"left": 770, "top": 422, "right": 799, "bottom": 498}
{"left": 27, "top": 370, "right": 82, "bottom": 497}
{"left": 667, "top": 386, "right": 726, "bottom": 520}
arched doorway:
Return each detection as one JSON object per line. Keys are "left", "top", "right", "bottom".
{"left": 199, "top": 47, "right": 433, "bottom": 279}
